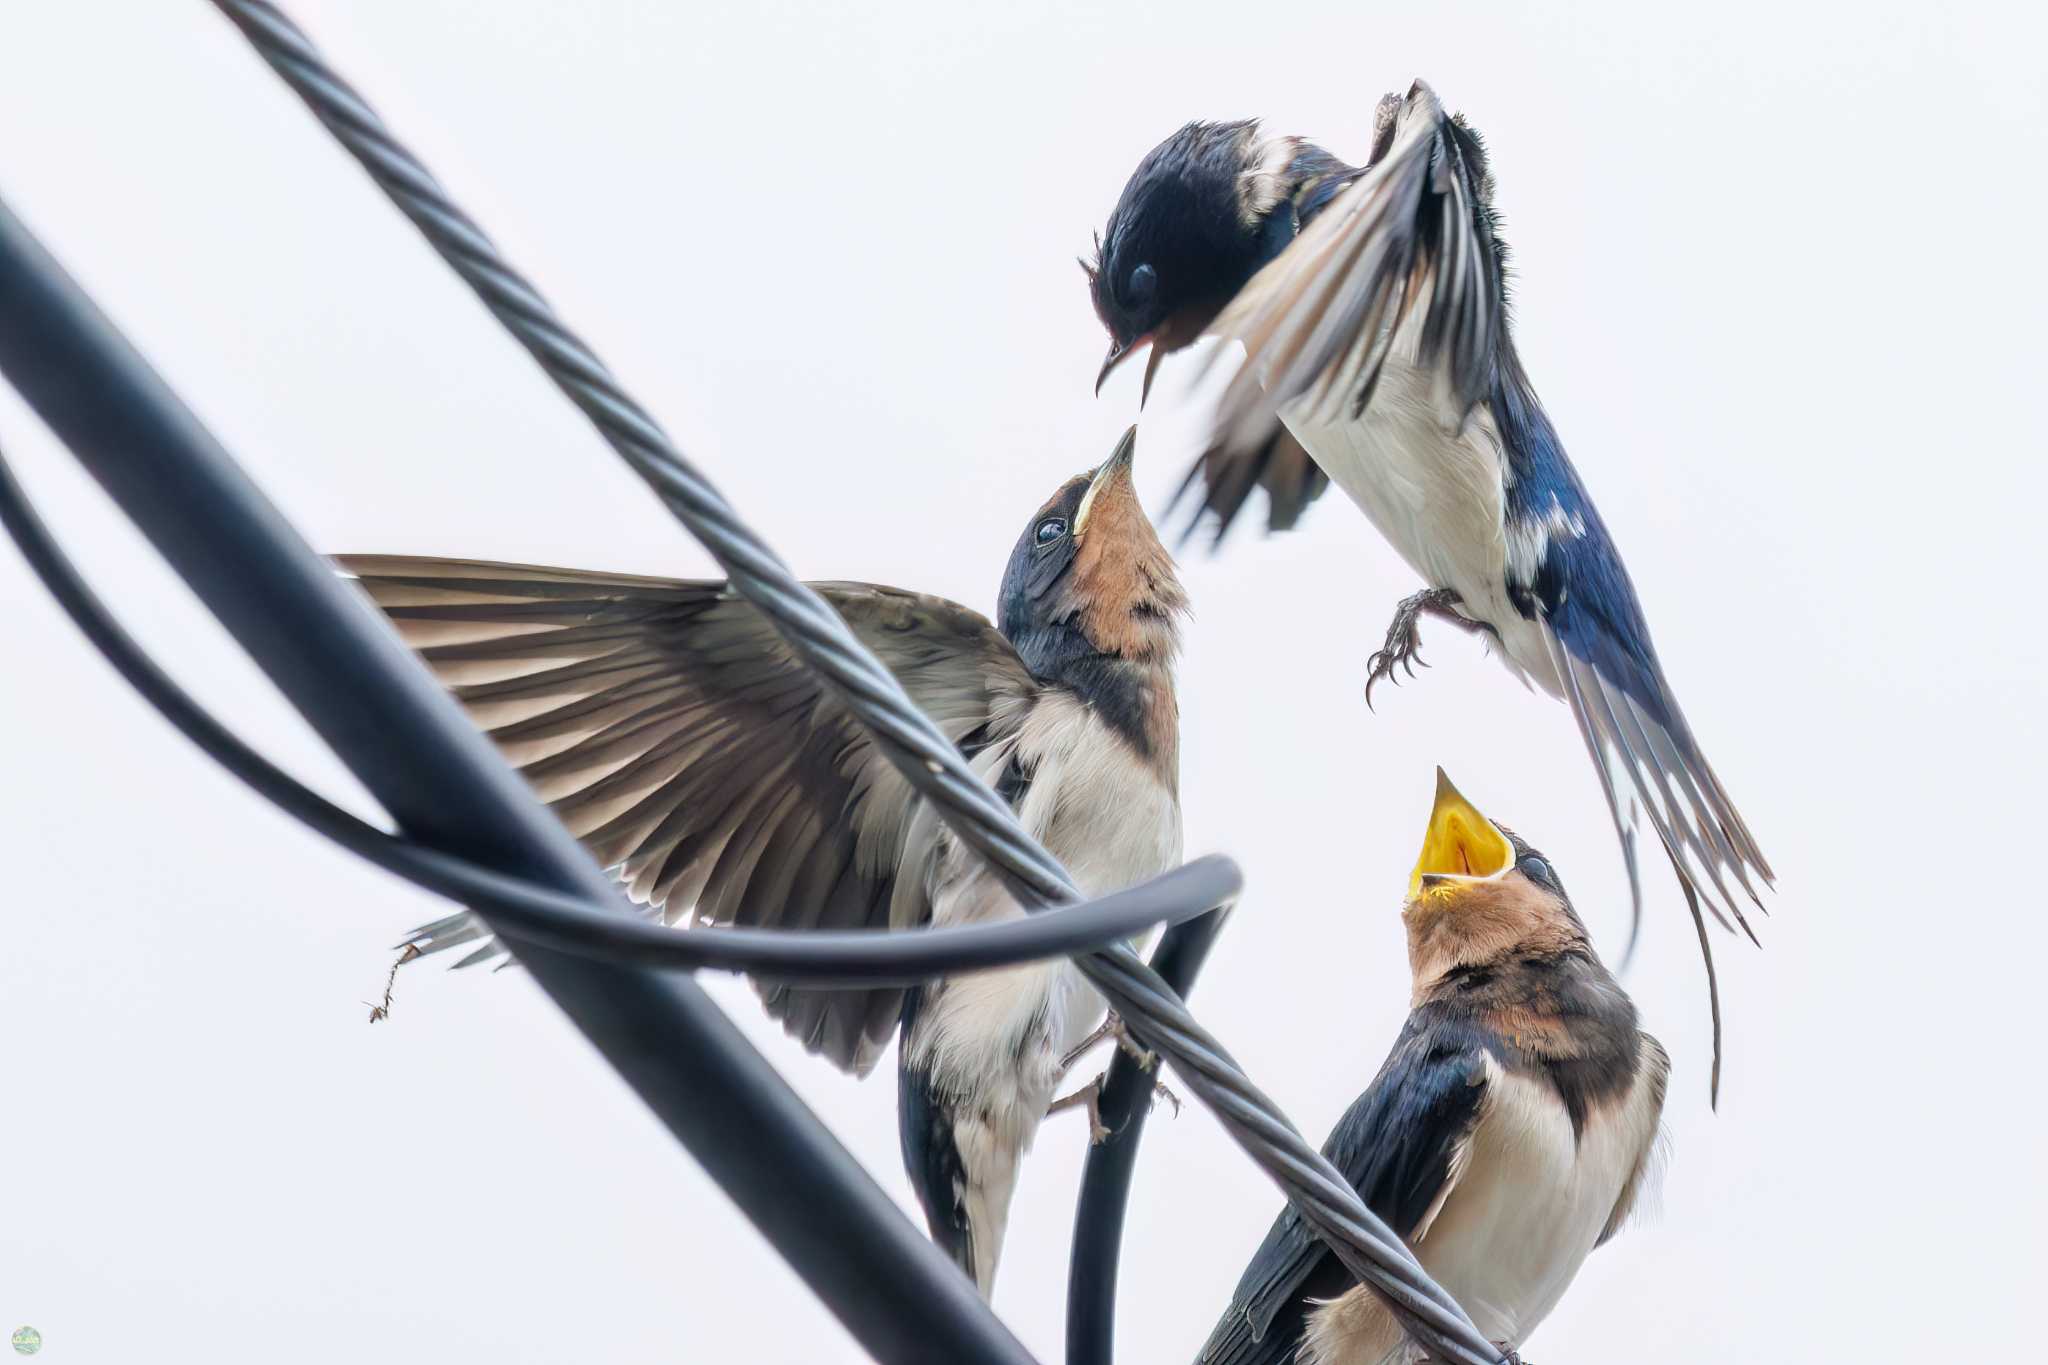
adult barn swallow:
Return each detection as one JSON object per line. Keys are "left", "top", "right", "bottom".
{"left": 339, "top": 429, "right": 1187, "bottom": 1296}
{"left": 1088, "top": 82, "right": 1773, "bottom": 971}
{"left": 1199, "top": 771, "right": 1668, "bottom": 1365}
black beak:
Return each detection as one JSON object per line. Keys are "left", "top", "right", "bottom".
{"left": 1095, "top": 332, "right": 1163, "bottom": 404}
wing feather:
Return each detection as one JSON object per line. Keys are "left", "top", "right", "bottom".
{"left": 1546, "top": 618, "right": 1763, "bottom": 945}
{"left": 1179, "top": 81, "right": 1503, "bottom": 543}
{"left": 339, "top": 555, "right": 1037, "bottom": 1075}
{"left": 1199, "top": 1016, "right": 1491, "bottom": 1365}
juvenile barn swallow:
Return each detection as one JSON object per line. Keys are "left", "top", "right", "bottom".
{"left": 340, "top": 429, "right": 1188, "bottom": 1296}
{"left": 1199, "top": 771, "right": 1668, "bottom": 1365}
{"left": 1087, "top": 82, "right": 1773, "bottom": 981}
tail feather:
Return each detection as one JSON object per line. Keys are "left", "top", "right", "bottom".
{"left": 1546, "top": 626, "right": 1648, "bottom": 962}
{"left": 1541, "top": 623, "right": 1752, "bottom": 1098}
{"left": 1544, "top": 622, "right": 1768, "bottom": 941}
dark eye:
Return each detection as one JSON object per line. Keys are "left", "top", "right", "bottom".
{"left": 1125, "top": 262, "right": 1157, "bottom": 309}
{"left": 1035, "top": 517, "right": 1068, "bottom": 545}
{"left": 1518, "top": 854, "right": 1558, "bottom": 891}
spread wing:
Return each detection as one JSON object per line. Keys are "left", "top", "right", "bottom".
{"left": 1180, "top": 80, "right": 1503, "bottom": 542}
{"left": 340, "top": 555, "right": 1037, "bottom": 1075}
{"left": 1198, "top": 1018, "right": 1491, "bottom": 1365}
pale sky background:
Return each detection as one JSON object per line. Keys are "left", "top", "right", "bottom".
{"left": 2, "top": 2, "right": 2042, "bottom": 1361}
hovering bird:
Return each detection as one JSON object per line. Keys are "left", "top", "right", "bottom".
{"left": 1087, "top": 82, "right": 1773, "bottom": 1002}
{"left": 340, "top": 428, "right": 1188, "bottom": 1297}
{"left": 1199, "top": 770, "right": 1668, "bottom": 1365}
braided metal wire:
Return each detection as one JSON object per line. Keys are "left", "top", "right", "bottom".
{"left": 208, "top": 4, "right": 1505, "bottom": 1360}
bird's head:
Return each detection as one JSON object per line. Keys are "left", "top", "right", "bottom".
{"left": 1087, "top": 119, "right": 1307, "bottom": 399}
{"left": 997, "top": 427, "right": 1186, "bottom": 673}
{"left": 1401, "top": 768, "right": 1592, "bottom": 993}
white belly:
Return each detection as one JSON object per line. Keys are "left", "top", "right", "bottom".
{"left": 1279, "top": 361, "right": 1561, "bottom": 697}
{"left": 907, "top": 690, "right": 1182, "bottom": 1135}
{"left": 1302, "top": 1056, "right": 1664, "bottom": 1364}
{"left": 899, "top": 696, "right": 1182, "bottom": 1290}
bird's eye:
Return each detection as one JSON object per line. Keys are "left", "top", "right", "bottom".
{"left": 1035, "top": 517, "right": 1068, "bottom": 545}
{"left": 1125, "top": 262, "right": 1157, "bottom": 309}
{"left": 1518, "top": 854, "right": 1557, "bottom": 891}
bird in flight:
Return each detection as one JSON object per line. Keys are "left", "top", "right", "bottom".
{"left": 1088, "top": 82, "right": 1772, "bottom": 1069}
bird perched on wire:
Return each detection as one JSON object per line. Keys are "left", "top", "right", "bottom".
{"left": 338, "top": 428, "right": 1187, "bottom": 1297}
{"left": 1200, "top": 769, "right": 1668, "bottom": 1365}
{"left": 1086, "top": 81, "right": 1772, "bottom": 1044}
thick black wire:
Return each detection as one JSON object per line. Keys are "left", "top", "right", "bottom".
{"left": 1067, "top": 908, "right": 1230, "bottom": 1365}
{"left": 205, "top": 5, "right": 1504, "bottom": 1359}
{"left": 0, "top": 447, "right": 1238, "bottom": 984}
{"left": 0, "top": 196, "right": 1037, "bottom": 1365}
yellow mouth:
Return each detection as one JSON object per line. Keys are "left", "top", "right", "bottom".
{"left": 1408, "top": 768, "right": 1514, "bottom": 899}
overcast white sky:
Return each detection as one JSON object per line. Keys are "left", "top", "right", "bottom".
{"left": 2, "top": 2, "right": 2042, "bottom": 1361}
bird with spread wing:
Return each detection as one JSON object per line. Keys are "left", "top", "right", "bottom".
{"left": 342, "top": 429, "right": 1187, "bottom": 1296}
{"left": 1088, "top": 82, "right": 1771, "bottom": 1085}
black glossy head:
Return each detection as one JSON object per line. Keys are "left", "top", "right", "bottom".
{"left": 996, "top": 428, "right": 1185, "bottom": 680}
{"left": 1087, "top": 120, "right": 1302, "bottom": 390}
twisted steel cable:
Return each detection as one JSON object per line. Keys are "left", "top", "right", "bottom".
{"left": 207, "top": 4, "right": 1505, "bottom": 1360}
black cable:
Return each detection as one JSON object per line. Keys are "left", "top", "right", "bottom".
{"left": 0, "top": 198, "right": 1036, "bottom": 1365}
{"left": 0, "top": 446, "right": 1236, "bottom": 983}
{"left": 1066, "top": 908, "right": 1230, "bottom": 1365}
{"left": 204, "top": 8, "right": 1503, "bottom": 1360}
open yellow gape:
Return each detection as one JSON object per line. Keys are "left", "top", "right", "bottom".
{"left": 1409, "top": 768, "right": 1515, "bottom": 899}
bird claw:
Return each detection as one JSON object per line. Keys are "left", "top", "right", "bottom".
{"left": 1365, "top": 618, "right": 1427, "bottom": 712}
{"left": 1365, "top": 588, "right": 1481, "bottom": 710}
{"left": 1114, "top": 1025, "right": 1159, "bottom": 1074}
{"left": 1061, "top": 1011, "right": 1156, "bottom": 1074}
{"left": 1048, "top": 1077, "right": 1180, "bottom": 1147}
{"left": 1048, "top": 1075, "right": 1112, "bottom": 1144}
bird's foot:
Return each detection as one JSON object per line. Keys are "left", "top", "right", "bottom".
{"left": 1059, "top": 1017, "right": 1116, "bottom": 1071}
{"left": 1060, "top": 1011, "right": 1156, "bottom": 1074}
{"left": 1148, "top": 1075, "right": 1182, "bottom": 1119}
{"left": 1365, "top": 588, "right": 1496, "bottom": 710}
{"left": 1366, "top": 589, "right": 1454, "bottom": 709}
{"left": 1048, "top": 1075, "right": 1112, "bottom": 1144}
{"left": 1111, "top": 1018, "right": 1159, "bottom": 1073}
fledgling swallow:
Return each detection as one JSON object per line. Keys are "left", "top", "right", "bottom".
{"left": 1199, "top": 771, "right": 1668, "bottom": 1365}
{"left": 338, "top": 428, "right": 1188, "bottom": 1297}
{"left": 1087, "top": 82, "right": 1773, "bottom": 1024}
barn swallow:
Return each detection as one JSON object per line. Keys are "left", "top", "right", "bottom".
{"left": 338, "top": 428, "right": 1188, "bottom": 1297}
{"left": 1199, "top": 770, "right": 1668, "bottom": 1365}
{"left": 1087, "top": 82, "right": 1774, "bottom": 987}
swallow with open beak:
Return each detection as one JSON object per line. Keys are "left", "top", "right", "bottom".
{"left": 1086, "top": 84, "right": 1772, "bottom": 1062}
{"left": 1199, "top": 770, "right": 1668, "bottom": 1365}
{"left": 339, "top": 429, "right": 1188, "bottom": 1297}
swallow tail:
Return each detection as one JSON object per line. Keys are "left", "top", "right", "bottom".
{"left": 1537, "top": 610, "right": 1774, "bottom": 950}
{"left": 898, "top": 1047, "right": 981, "bottom": 1288}
{"left": 897, "top": 993, "right": 1016, "bottom": 1297}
